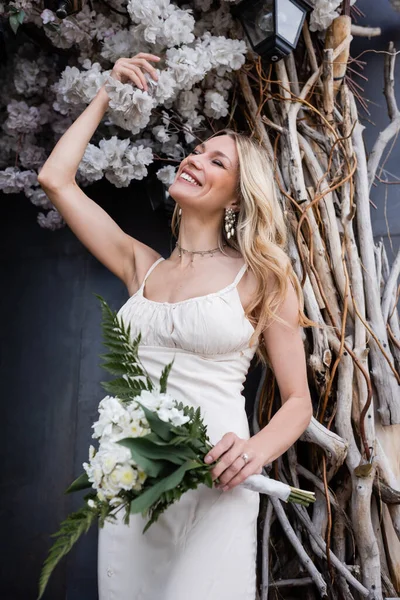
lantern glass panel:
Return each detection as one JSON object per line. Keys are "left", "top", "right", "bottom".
{"left": 276, "top": 0, "right": 304, "bottom": 45}
{"left": 240, "top": 0, "right": 274, "bottom": 48}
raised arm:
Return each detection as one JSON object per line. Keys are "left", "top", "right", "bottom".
{"left": 37, "top": 53, "right": 161, "bottom": 289}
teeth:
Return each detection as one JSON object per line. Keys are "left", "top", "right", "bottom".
{"left": 180, "top": 172, "right": 199, "bottom": 185}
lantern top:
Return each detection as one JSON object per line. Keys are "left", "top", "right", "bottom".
{"left": 232, "top": 0, "right": 313, "bottom": 63}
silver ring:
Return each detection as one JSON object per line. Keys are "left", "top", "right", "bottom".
{"left": 241, "top": 452, "right": 250, "bottom": 465}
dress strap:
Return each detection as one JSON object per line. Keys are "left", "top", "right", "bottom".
{"left": 232, "top": 262, "right": 248, "bottom": 287}
{"left": 140, "top": 257, "right": 165, "bottom": 288}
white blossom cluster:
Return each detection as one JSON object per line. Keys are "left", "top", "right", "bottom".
{"left": 1, "top": 0, "right": 345, "bottom": 229}
{"left": 83, "top": 389, "right": 190, "bottom": 502}
{"left": 309, "top": 0, "right": 357, "bottom": 32}
{"left": 78, "top": 136, "right": 153, "bottom": 187}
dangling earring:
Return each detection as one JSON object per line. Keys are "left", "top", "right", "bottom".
{"left": 224, "top": 207, "right": 236, "bottom": 239}
{"left": 178, "top": 207, "right": 182, "bottom": 216}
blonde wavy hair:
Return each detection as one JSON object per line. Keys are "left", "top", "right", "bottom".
{"left": 171, "top": 128, "right": 318, "bottom": 367}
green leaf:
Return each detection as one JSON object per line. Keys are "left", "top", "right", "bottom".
{"left": 116, "top": 439, "right": 172, "bottom": 478}
{"left": 130, "top": 459, "right": 199, "bottom": 515}
{"left": 37, "top": 504, "right": 98, "bottom": 599}
{"left": 137, "top": 402, "right": 174, "bottom": 442}
{"left": 159, "top": 360, "right": 174, "bottom": 393}
{"left": 65, "top": 472, "right": 91, "bottom": 494}
{"left": 9, "top": 14, "right": 20, "bottom": 34}
{"left": 118, "top": 437, "right": 198, "bottom": 465}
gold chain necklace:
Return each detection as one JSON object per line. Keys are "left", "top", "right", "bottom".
{"left": 175, "top": 241, "right": 227, "bottom": 263}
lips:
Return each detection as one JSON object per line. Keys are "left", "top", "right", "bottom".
{"left": 179, "top": 168, "right": 202, "bottom": 186}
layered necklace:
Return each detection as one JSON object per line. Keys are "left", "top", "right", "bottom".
{"left": 175, "top": 241, "right": 227, "bottom": 263}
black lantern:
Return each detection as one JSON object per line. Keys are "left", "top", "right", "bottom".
{"left": 232, "top": 0, "right": 312, "bottom": 63}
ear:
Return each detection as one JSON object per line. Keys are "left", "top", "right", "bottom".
{"left": 226, "top": 200, "right": 240, "bottom": 213}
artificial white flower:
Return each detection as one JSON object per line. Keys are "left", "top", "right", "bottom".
{"left": 37, "top": 208, "right": 65, "bottom": 230}
{"left": 204, "top": 90, "right": 229, "bottom": 118}
{"left": 78, "top": 143, "right": 109, "bottom": 183}
{"left": 156, "top": 165, "right": 177, "bottom": 186}
{"left": 40, "top": 9, "right": 55, "bottom": 24}
{"left": 3, "top": 100, "right": 42, "bottom": 134}
{"left": 105, "top": 75, "right": 156, "bottom": 133}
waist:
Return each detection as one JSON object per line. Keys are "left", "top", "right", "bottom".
{"left": 137, "top": 345, "right": 252, "bottom": 444}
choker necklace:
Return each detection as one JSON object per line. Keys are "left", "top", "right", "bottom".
{"left": 176, "top": 241, "right": 226, "bottom": 263}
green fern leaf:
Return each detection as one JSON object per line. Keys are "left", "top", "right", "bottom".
{"left": 37, "top": 503, "right": 99, "bottom": 599}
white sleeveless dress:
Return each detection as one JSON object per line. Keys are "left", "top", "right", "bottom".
{"left": 97, "top": 257, "right": 260, "bottom": 600}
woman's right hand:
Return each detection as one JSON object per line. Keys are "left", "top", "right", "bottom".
{"left": 109, "top": 53, "right": 161, "bottom": 92}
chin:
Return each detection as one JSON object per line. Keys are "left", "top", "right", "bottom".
{"left": 168, "top": 179, "right": 202, "bottom": 204}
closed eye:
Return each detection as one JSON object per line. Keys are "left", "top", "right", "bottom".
{"left": 191, "top": 149, "right": 225, "bottom": 168}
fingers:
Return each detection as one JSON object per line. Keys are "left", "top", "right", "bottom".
{"left": 111, "top": 54, "right": 161, "bottom": 91}
{"left": 219, "top": 461, "right": 255, "bottom": 492}
{"left": 113, "top": 65, "right": 146, "bottom": 90}
{"left": 204, "top": 432, "right": 237, "bottom": 466}
{"left": 128, "top": 57, "right": 159, "bottom": 83}
{"left": 122, "top": 63, "right": 149, "bottom": 90}
{"left": 133, "top": 52, "right": 161, "bottom": 62}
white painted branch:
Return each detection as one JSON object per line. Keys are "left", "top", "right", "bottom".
{"left": 381, "top": 246, "right": 400, "bottom": 322}
{"left": 368, "top": 42, "right": 400, "bottom": 191}
{"left": 350, "top": 91, "right": 400, "bottom": 424}
{"left": 351, "top": 25, "right": 382, "bottom": 37}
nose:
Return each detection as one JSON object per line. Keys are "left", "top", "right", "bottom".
{"left": 185, "top": 154, "right": 203, "bottom": 171}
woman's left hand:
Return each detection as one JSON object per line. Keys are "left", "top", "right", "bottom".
{"left": 203, "top": 432, "right": 268, "bottom": 492}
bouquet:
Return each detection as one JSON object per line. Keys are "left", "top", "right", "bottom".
{"left": 37, "top": 295, "right": 315, "bottom": 599}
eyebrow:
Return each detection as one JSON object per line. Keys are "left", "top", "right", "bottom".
{"left": 199, "top": 142, "right": 232, "bottom": 166}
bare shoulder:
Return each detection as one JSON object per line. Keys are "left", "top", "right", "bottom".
{"left": 125, "top": 238, "right": 162, "bottom": 296}
{"left": 237, "top": 262, "right": 282, "bottom": 314}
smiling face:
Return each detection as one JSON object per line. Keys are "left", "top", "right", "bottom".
{"left": 168, "top": 135, "right": 240, "bottom": 215}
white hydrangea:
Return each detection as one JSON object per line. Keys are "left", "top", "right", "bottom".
{"left": 156, "top": 165, "right": 177, "bottom": 186}
{"left": 204, "top": 90, "right": 229, "bottom": 119}
{"left": 162, "top": 10, "right": 195, "bottom": 46}
{"left": 40, "top": 9, "right": 55, "bottom": 25}
{"left": 124, "top": 144, "right": 154, "bottom": 180}
{"left": 3, "top": 100, "right": 42, "bottom": 134}
{"left": 77, "top": 143, "right": 109, "bottom": 183}
{"left": 100, "top": 27, "right": 146, "bottom": 64}
{"left": 25, "top": 186, "right": 54, "bottom": 209}
{"left": 13, "top": 56, "right": 49, "bottom": 96}
{"left": 127, "top": 0, "right": 194, "bottom": 47}
{"left": 18, "top": 143, "right": 47, "bottom": 170}
{"left": 53, "top": 63, "right": 107, "bottom": 107}
{"left": 105, "top": 75, "right": 156, "bottom": 133}
{"left": 127, "top": 0, "right": 172, "bottom": 25}
{"left": 176, "top": 88, "right": 202, "bottom": 119}
{"left": 37, "top": 208, "right": 65, "bottom": 230}
{"left": 308, "top": 0, "right": 356, "bottom": 32}
{"left": 166, "top": 45, "right": 211, "bottom": 90}
{"left": 201, "top": 33, "right": 247, "bottom": 75}
{"left": 194, "top": 4, "right": 236, "bottom": 38}
{"left": 0, "top": 166, "right": 37, "bottom": 193}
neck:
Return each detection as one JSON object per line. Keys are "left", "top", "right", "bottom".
{"left": 176, "top": 212, "right": 222, "bottom": 252}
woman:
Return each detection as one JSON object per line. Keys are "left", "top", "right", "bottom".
{"left": 38, "top": 53, "right": 314, "bottom": 600}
